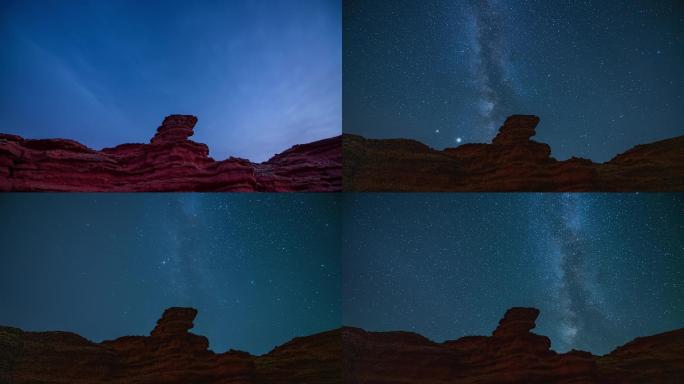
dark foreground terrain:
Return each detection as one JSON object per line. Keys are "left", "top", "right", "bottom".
{"left": 1, "top": 307, "right": 681, "bottom": 383}
{"left": 0, "top": 115, "right": 341, "bottom": 192}
{"left": 0, "top": 307, "right": 341, "bottom": 384}
{"left": 344, "top": 115, "right": 684, "bottom": 191}
{"left": 343, "top": 307, "right": 684, "bottom": 384}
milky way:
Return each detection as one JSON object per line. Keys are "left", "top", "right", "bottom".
{"left": 529, "top": 194, "right": 616, "bottom": 352}
{"left": 158, "top": 194, "right": 219, "bottom": 302}
{"left": 464, "top": 1, "right": 517, "bottom": 139}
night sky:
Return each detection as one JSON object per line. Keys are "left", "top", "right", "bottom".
{"left": 0, "top": 0, "right": 340, "bottom": 162}
{"left": 344, "top": 0, "right": 684, "bottom": 162}
{"left": 342, "top": 193, "right": 684, "bottom": 355}
{"left": 0, "top": 194, "right": 340, "bottom": 355}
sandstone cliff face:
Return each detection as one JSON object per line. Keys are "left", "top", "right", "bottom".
{"left": 0, "top": 115, "right": 341, "bottom": 192}
{"left": 1, "top": 307, "right": 681, "bottom": 383}
{"left": 343, "top": 115, "right": 684, "bottom": 191}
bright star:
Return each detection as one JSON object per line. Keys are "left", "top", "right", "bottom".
{"left": 456, "top": 137, "right": 462, "bottom": 143}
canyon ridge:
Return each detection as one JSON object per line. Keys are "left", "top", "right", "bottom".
{"left": 344, "top": 115, "right": 684, "bottom": 191}
{"left": 0, "top": 115, "right": 341, "bottom": 192}
{"left": 1, "top": 307, "right": 681, "bottom": 383}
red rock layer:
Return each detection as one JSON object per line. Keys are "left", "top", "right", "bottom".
{"left": 255, "top": 328, "right": 341, "bottom": 384}
{"left": 596, "top": 328, "right": 684, "bottom": 383}
{"left": 0, "top": 115, "right": 341, "bottom": 192}
{"left": 597, "top": 135, "right": 684, "bottom": 191}
{"left": 343, "top": 115, "right": 684, "bottom": 191}
{"left": 1, "top": 307, "right": 681, "bottom": 383}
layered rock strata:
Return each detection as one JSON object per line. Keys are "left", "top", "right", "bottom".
{"left": 343, "top": 115, "right": 684, "bottom": 191}
{"left": 0, "top": 307, "right": 340, "bottom": 384}
{"left": 343, "top": 307, "right": 684, "bottom": 383}
{"left": 1, "top": 307, "right": 681, "bottom": 383}
{"left": 0, "top": 115, "right": 341, "bottom": 192}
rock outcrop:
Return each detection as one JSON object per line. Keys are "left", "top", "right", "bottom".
{"left": 0, "top": 307, "right": 340, "bottom": 384}
{"left": 343, "top": 115, "right": 684, "bottom": 191}
{"left": 1, "top": 307, "right": 681, "bottom": 383}
{"left": 596, "top": 328, "right": 684, "bottom": 383}
{"left": 597, "top": 135, "right": 684, "bottom": 191}
{"left": 255, "top": 328, "right": 341, "bottom": 384}
{"left": 343, "top": 307, "right": 598, "bottom": 383}
{"left": 0, "top": 307, "right": 254, "bottom": 384}
{"left": 342, "top": 307, "right": 684, "bottom": 383}
{"left": 0, "top": 115, "right": 341, "bottom": 192}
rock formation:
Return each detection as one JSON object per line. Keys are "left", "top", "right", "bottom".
{"left": 597, "top": 328, "right": 684, "bottom": 382}
{"left": 343, "top": 115, "right": 684, "bottom": 191}
{"left": 0, "top": 307, "right": 254, "bottom": 384}
{"left": 1, "top": 307, "right": 681, "bottom": 383}
{"left": 0, "top": 115, "right": 341, "bottom": 192}
{"left": 343, "top": 307, "right": 684, "bottom": 383}
{"left": 255, "top": 328, "right": 341, "bottom": 384}
{"left": 0, "top": 307, "right": 340, "bottom": 384}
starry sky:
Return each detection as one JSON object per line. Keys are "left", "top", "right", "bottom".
{"left": 0, "top": 0, "right": 340, "bottom": 162}
{"left": 344, "top": 0, "right": 684, "bottom": 162}
{"left": 0, "top": 194, "right": 340, "bottom": 355}
{"left": 342, "top": 193, "right": 684, "bottom": 355}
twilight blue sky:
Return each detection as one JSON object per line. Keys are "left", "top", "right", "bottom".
{"left": 0, "top": 0, "right": 341, "bottom": 162}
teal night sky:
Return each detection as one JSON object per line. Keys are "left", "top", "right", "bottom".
{"left": 0, "top": 194, "right": 340, "bottom": 355}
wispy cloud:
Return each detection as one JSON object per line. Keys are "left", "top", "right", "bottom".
{"left": 7, "top": 28, "right": 131, "bottom": 142}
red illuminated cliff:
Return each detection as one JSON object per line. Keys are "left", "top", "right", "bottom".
{"left": 0, "top": 115, "right": 341, "bottom": 192}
